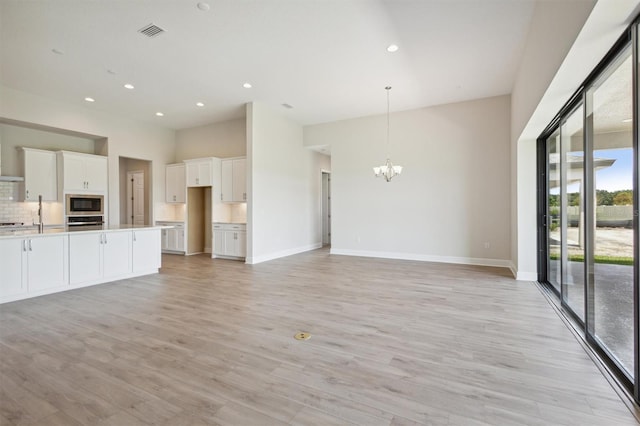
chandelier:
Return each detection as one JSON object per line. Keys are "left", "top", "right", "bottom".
{"left": 373, "top": 86, "right": 402, "bottom": 182}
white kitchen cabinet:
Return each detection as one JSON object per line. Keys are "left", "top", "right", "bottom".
{"left": 185, "top": 158, "right": 212, "bottom": 187}
{"left": 0, "top": 238, "right": 26, "bottom": 299}
{"left": 213, "top": 223, "right": 246, "bottom": 259}
{"left": 132, "top": 228, "right": 161, "bottom": 272}
{"left": 58, "top": 151, "right": 108, "bottom": 193}
{"left": 0, "top": 234, "right": 68, "bottom": 301}
{"left": 0, "top": 227, "right": 162, "bottom": 304}
{"left": 20, "top": 148, "right": 57, "bottom": 201}
{"left": 69, "top": 231, "right": 132, "bottom": 285}
{"left": 213, "top": 228, "right": 225, "bottom": 255}
{"left": 166, "top": 163, "right": 186, "bottom": 203}
{"left": 25, "top": 235, "right": 68, "bottom": 292}
{"left": 221, "top": 158, "right": 246, "bottom": 202}
{"left": 158, "top": 222, "right": 185, "bottom": 253}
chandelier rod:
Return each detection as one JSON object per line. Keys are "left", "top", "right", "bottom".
{"left": 386, "top": 86, "right": 391, "bottom": 158}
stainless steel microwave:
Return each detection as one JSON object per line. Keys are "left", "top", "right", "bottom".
{"left": 66, "top": 194, "right": 104, "bottom": 216}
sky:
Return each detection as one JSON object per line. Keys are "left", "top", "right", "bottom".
{"left": 594, "top": 148, "right": 632, "bottom": 191}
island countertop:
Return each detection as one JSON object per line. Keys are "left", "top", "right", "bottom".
{"left": 0, "top": 224, "right": 167, "bottom": 239}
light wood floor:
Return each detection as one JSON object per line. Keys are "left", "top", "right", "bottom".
{"left": 1, "top": 248, "right": 638, "bottom": 425}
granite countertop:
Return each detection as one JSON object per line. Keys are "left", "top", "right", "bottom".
{"left": 213, "top": 222, "right": 247, "bottom": 224}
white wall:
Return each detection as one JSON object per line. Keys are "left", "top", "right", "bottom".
{"left": 175, "top": 118, "right": 246, "bottom": 161}
{"left": 510, "top": 0, "right": 639, "bottom": 280}
{"left": 0, "top": 85, "right": 176, "bottom": 225}
{"left": 305, "top": 95, "right": 511, "bottom": 267}
{"left": 0, "top": 123, "right": 95, "bottom": 176}
{"left": 247, "top": 102, "right": 329, "bottom": 264}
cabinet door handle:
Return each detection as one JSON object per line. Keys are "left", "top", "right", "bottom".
{"left": 26, "top": 189, "right": 29, "bottom": 199}
{"left": 104, "top": 234, "right": 107, "bottom": 244}
{"left": 243, "top": 193, "right": 246, "bottom": 200}
{"left": 133, "top": 231, "right": 137, "bottom": 242}
{"left": 221, "top": 193, "right": 223, "bottom": 201}
{"left": 22, "top": 240, "right": 27, "bottom": 252}
{"left": 28, "top": 240, "right": 33, "bottom": 251}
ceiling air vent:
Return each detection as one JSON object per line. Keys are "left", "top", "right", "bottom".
{"left": 138, "top": 23, "right": 165, "bottom": 38}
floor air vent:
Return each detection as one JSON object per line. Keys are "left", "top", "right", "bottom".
{"left": 138, "top": 23, "right": 165, "bottom": 38}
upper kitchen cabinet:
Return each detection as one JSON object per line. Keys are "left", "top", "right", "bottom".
{"left": 57, "top": 151, "right": 108, "bottom": 193}
{"left": 19, "top": 148, "right": 57, "bottom": 201}
{"left": 185, "top": 158, "right": 212, "bottom": 187}
{"left": 166, "top": 163, "right": 186, "bottom": 203}
{"left": 221, "top": 157, "right": 246, "bottom": 202}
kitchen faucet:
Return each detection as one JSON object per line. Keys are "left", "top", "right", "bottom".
{"left": 33, "top": 194, "right": 44, "bottom": 233}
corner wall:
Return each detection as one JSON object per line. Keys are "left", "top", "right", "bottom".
{"left": 246, "top": 102, "right": 329, "bottom": 264}
{"left": 175, "top": 118, "right": 246, "bottom": 161}
{"left": 304, "top": 95, "right": 511, "bottom": 267}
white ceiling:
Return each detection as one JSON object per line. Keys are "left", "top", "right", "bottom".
{"left": 1, "top": 0, "right": 538, "bottom": 130}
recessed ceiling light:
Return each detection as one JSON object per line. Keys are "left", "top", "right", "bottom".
{"left": 243, "top": 82, "right": 252, "bottom": 89}
{"left": 84, "top": 97, "right": 95, "bottom": 102}
{"left": 197, "top": 2, "right": 210, "bottom": 11}
{"left": 124, "top": 83, "right": 135, "bottom": 89}
{"left": 196, "top": 102, "right": 204, "bottom": 107}
{"left": 156, "top": 112, "right": 164, "bottom": 117}
{"left": 51, "top": 48, "right": 64, "bottom": 55}
{"left": 622, "top": 118, "right": 632, "bottom": 123}
{"left": 387, "top": 44, "right": 399, "bottom": 53}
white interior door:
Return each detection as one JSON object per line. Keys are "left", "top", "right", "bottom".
{"left": 127, "top": 171, "right": 145, "bottom": 225}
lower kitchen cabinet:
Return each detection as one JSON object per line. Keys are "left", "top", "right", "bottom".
{"left": 69, "top": 231, "right": 131, "bottom": 285}
{"left": 213, "top": 223, "right": 246, "bottom": 259}
{"left": 132, "top": 228, "right": 161, "bottom": 272}
{"left": 1, "top": 227, "right": 162, "bottom": 304}
{"left": 0, "top": 234, "right": 68, "bottom": 301}
{"left": 0, "top": 238, "right": 24, "bottom": 298}
{"left": 158, "top": 222, "right": 185, "bottom": 253}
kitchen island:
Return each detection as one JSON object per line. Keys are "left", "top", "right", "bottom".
{"left": 0, "top": 225, "right": 164, "bottom": 304}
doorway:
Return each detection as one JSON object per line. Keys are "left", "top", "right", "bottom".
{"left": 127, "top": 171, "right": 145, "bottom": 225}
{"left": 322, "top": 171, "right": 331, "bottom": 245}
{"left": 119, "top": 157, "right": 151, "bottom": 225}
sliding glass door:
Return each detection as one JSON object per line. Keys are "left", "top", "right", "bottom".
{"left": 539, "top": 29, "right": 637, "bottom": 395}
{"left": 586, "top": 45, "right": 634, "bottom": 377}
{"left": 561, "top": 105, "right": 586, "bottom": 322}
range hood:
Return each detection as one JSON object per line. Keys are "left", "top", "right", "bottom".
{"left": 0, "top": 175, "right": 24, "bottom": 182}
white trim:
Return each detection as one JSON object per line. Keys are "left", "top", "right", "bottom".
{"left": 508, "top": 262, "right": 537, "bottom": 281}
{"left": 329, "top": 248, "right": 511, "bottom": 269}
{"left": 246, "top": 242, "right": 323, "bottom": 264}
{"left": 509, "top": 261, "right": 517, "bottom": 279}
{"left": 516, "top": 270, "right": 538, "bottom": 282}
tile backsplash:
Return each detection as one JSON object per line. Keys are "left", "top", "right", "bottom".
{"left": 0, "top": 182, "right": 63, "bottom": 225}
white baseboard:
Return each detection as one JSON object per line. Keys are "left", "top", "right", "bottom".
{"left": 329, "top": 248, "right": 511, "bottom": 269}
{"left": 515, "top": 270, "right": 538, "bottom": 281}
{"left": 246, "top": 242, "right": 323, "bottom": 265}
